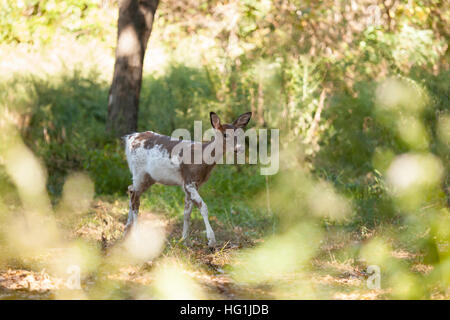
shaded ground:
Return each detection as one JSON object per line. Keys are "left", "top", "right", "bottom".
{"left": 0, "top": 198, "right": 445, "bottom": 300}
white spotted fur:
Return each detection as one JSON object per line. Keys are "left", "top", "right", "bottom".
{"left": 123, "top": 131, "right": 217, "bottom": 247}
{"left": 125, "top": 134, "right": 184, "bottom": 186}
{"left": 123, "top": 112, "right": 251, "bottom": 247}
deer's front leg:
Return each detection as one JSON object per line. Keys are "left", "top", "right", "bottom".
{"left": 181, "top": 193, "right": 193, "bottom": 243}
{"left": 184, "top": 183, "right": 216, "bottom": 247}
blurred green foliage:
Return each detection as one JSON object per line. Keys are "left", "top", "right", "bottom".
{"left": 0, "top": 0, "right": 447, "bottom": 216}
{"left": 0, "top": 0, "right": 448, "bottom": 299}
{"left": 0, "top": 0, "right": 113, "bottom": 44}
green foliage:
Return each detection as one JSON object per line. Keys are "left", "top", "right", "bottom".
{"left": 0, "top": 69, "right": 129, "bottom": 196}
{"left": 139, "top": 64, "right": 217, "bottom": 135}
{"left": 0, "top": 0, "right": 449, "bottom": 300}
{"left": 0, "top": 0, "right": 447, "bottom": 223}
{"left": 0, "top": 0, "right": 111, "bottom": 44}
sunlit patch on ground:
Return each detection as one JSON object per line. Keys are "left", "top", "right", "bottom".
{"left": 0, "top": 269, "right": 63, "bottom": 299}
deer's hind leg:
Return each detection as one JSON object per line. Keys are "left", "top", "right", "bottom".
{"left": 181, "top": 190, "right": 194, "bottom": 244}
{"left": 125, "top": 173, "right": 154, "bottom": 234}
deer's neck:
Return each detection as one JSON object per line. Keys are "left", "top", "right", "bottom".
{"left": 201, "top": 137, "right": 223, "bottom": 165}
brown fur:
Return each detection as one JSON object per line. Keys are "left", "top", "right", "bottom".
{"left": 124, "top": 112, "right": 252, "bottom": 247}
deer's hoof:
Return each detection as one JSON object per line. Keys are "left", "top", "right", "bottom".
{"left": 208, "top": 239, "right": 217, "bottom": 248}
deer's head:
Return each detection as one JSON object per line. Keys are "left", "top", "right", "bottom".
{"left": 210, "top": 111, "right": 252, "bottom": 154}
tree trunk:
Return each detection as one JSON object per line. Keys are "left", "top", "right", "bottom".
{"left": 107, "top": 0, "right": 159, "bottom": 137}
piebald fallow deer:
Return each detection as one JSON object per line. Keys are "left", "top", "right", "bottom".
{"left": 123, "top": 112, "right": 252, "bottom": 247}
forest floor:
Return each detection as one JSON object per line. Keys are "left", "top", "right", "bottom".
{"left": 0, "top": 198, "right": 445, "bottom": 300}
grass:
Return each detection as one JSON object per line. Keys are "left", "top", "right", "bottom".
{"left": 1, "top": 195, "right": 445, "bottom": 300}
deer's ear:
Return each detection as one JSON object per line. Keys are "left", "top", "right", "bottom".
{"left": 233, "top": 112, "right": 252, "bottom": 128}
{"left": 210, "top": 112, "right": 221, "bottom": 129}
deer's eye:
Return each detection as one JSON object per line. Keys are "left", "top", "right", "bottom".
{"left": 223, "top": 133, "right": 228, "bottom": 138}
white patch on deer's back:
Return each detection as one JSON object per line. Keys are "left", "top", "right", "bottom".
{"left": 125, "top": 135, "right": 184, "bottom": 186}
{"left": 144, "top": 144, "right": 183, "bottom": 186}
